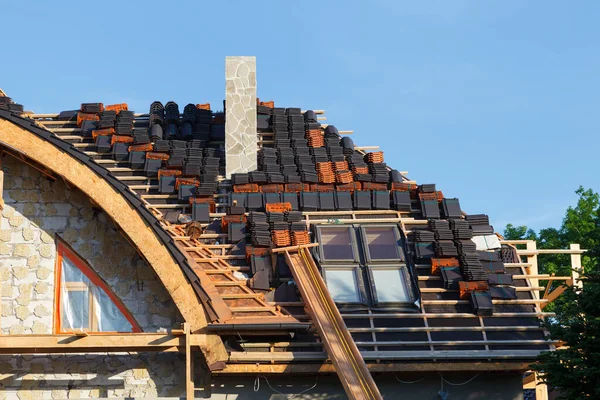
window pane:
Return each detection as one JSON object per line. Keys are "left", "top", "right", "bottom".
{"left": 62, "top": 257, "right": 89, "bottom": 284}
{"left": 325, "top": 269, "right": 360, "bottom": 303}
{"left": 364, "top": 227, "right": 400, "bottom": 260}
{"left": 93, "top": 287, "right": 133, "bottom": 332}
{"left": 372, "top": 268, "right": 411, "bottom": 303}
{"left": 320, "top": 227, "right": 354, "bottom": 260}
{"left": 60, "top": 249, "right": 134, "bottom": 332}
{"left": 61, "top": 290, "right": 90, "bottom": 330}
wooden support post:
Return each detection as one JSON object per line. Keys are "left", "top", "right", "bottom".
{"left": 0, "top": 151, "right": 4, "bottom": 210}
{"left": 526, "top": 241, "right": 539, "bottom": 299}
{"left": 184, "top": 323, "right": 194, "bottom": 399}
{"left": 535, "top": 371, "right": 549, "bottom": 400}
{"left": 570, "top": 243, "right": 583, "bottom": 289}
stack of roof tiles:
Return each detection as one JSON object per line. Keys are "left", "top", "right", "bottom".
{"left": 429, "top": 219, "right": 458, "bottom": 257}
{"left": 466, "top": 214, "right": 495, "bottom": 236}
{"left": 0, "top": 95, "right": 24, "bottom": 113}
{"left": 412, "top": 229, "right": 435, "bottom": 260}
{"left": 245, "top": 202, "right": 308, "bottom": 250}
{"left": 418, "top": 184, "right": 441, "bottom": 219}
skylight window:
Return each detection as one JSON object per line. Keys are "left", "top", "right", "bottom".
{"left": 361, "top": 226, "right": 404, "bottom": 262}
{"left": 316, "top": 226, "right": 358, "bottom": 262}
{"left": 367, "top": 265, "right": 415, "bottom": 306}
{"left": 322, "top": 267, "right": 363, "bottom": 304}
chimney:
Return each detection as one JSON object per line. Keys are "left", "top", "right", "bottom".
{"left": 225, "top": 56, "right": 257, "bottom": 178}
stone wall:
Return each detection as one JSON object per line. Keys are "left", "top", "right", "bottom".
{"left": 0, "top": 353, "right": 186, "bottom": 398}
{"left": 0, "top": 156, "right": 182, "bottom": 334}
{"left": 0, "top": 155, "right": 187, "bottom": 398}
{"left": 225, "top": 56, "right": 257, "bottom": 177}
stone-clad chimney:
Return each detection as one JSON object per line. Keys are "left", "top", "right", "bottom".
{"left": 225, "top": 56, "right": 257, "bottom": 178}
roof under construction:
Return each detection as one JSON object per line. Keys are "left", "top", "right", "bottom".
{"left": 0, "top": 58, "right": 574, "bottom": 397}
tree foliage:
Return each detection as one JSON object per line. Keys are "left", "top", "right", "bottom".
{"left": 504, "top": 187, "right": 600, "bottom": 398}
{"left": 503, "top": 186, "right": 600, "bottom": 277}
{"left": 531, "top": 270, "right": 600, "bottom": 399}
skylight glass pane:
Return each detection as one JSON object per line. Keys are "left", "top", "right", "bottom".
{"left": 372, "top": 268, "right": 410, "bottom": 303}
{"left": 364, "top": 227, "right": 400, "bottom": 260}
{"left": 325, "top": 269, "right": 360, "bottom": 303}
{"left": 320, "top": 227, "right": 355, "bottom": 260}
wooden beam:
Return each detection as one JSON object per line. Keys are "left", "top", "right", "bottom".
{"left": 535, "top": 371, "right": 549, "bottom": 400}
{"left": 0, "top": 333, "right": 211, "bottom": 353}
{"left": 185, "top": 323, "right": 194, "bottom": 400}
{"left": 271, "top": 243, "right": 319, "bottom": 253}
{"left": 570, "top": 243, "right": 583, "bottom": 289}
{"left": 523, "top": 373, "right": 536, "bottom": 389}
{"left": 0, "top": 151, "right": 4, "bottom": 210}
{"left": 541, "top": 282, "right": 571, "bottom": 309}
{"left": 228, "top": 349, "right": 545, "bottom": 362}
{"left": 216, "top": 361, "right": 533, "bottom": 374}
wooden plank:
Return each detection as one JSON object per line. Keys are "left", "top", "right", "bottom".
{"left": 0, "top": 333, "right": 199, "bottom": 353}
{"left": 271, "top": 243, "right": 319, "bottom": 253}
{"left": 570, "top": 243, "right": 583, "bottom": 289}
{"left": 347, "top": 326, "right": 542, "bottom": 333}
{"left": 216, "top": 361, "right": 533, "bottom": 374}
{"left": 240, "top": 339, "right": 555, "bottom": 348}
{"left": 523, "top": 373, "right": 536, "bottom": 389}
{"left": 541, "top": 284, "right": 570, "bottom": 309}
{"left": 185, "top": 323, "right": 194, "bottom": 400}
{"left": 0, "top": 151, "right": 4, "bottom": 210}
{"left": 285, "top": 249, "right": 383, "bottom": 400}
{"left": 355, "top": 146, "right": 380, "bottom": 151}
{"left": 535, "top": 371, "right": 549, "bottom": 400}
{"left": 228, "top": 349, "right": 544, "bottom": 362}
{"left": 423, "top": 299, "right": 548, "bottom": 305}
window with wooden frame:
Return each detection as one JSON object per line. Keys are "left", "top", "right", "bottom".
{"left": 54, "top": 240, "right": 141, "bottom": 333}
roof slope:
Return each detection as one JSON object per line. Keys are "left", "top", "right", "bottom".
{"left": 0, "top": 95, "right": 552, "bottom": 372}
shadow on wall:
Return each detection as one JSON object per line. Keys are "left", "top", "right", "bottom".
{"left": 0, "top": 353, "right": 186, "bottom": 398}
{"left": 199, "top": 372, "right": 523, "bottom": 400}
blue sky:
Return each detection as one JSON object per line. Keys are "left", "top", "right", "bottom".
{"left": 2, "top": 1, "right": 599, "bottom": 232}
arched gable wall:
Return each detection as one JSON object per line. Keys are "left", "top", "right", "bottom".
{"left": 0, "top": 116, "right": 209, "bottom": 331}
{"left": 1, "top": 155, "right": 183, "bottom": 333}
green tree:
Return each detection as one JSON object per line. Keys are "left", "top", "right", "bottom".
{"left": 503, "top": 186, "right": 600, "bottom": 277}
{"left": 532, "top": 269, "right": 600, "bottom": 399}
{"left": 504, "top": 187, "right": 600, "bottom": 397}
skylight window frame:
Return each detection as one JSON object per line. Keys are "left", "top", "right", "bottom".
{"left": 359, "top": 224, "right": 405, "bottom": 263}
{"left": 315, "top": 225, "right": 360, "bottom": 264}
{"left": 365, "top": 264, "right": 418, "bottom": 307}
{"left": 321, "top": 265, "right": 368, "bottom": 306}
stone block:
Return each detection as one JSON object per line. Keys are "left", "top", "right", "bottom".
{"left": 8, "top": 216, "right": 23, "bottom": 227}
{"left": 15, "top": 305, "right": 31, "bottom": 320}
{"left": 13, "top": 244, "right": 30, "bottom": 257}
{"left": 34, "top": 281, "right": 50, "bottom": 295}
{"left": 0, "top": 243, "right": 10, "bottom": 255}
{"left": 40, "top": 231, "right": 53, "bottom": 244}
{"left": 41, "top": 216, "right": 67, "bottom": 231}
{"left": 39, "top": 245, "right": 54, "bottom": 259}
{"left": 36, "top": 267, "right": 52, "bottom": 281}
{"left": 22, "top": 228, "right": 34, "bottom": 242}
{"left": 0, "top": 230, "right": 10, "bottom": 242}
